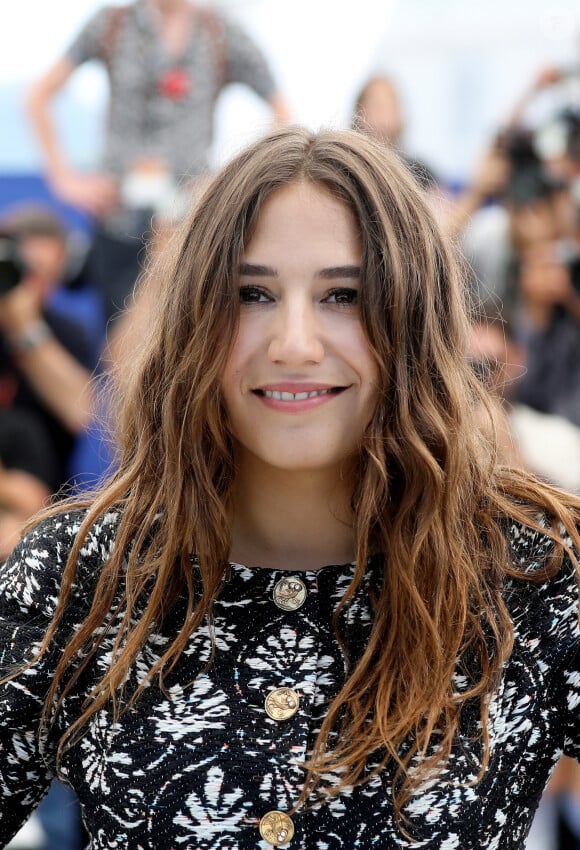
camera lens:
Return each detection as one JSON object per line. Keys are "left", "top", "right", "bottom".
{"left": 0, "top": 234, "right": 23, "bottom": 293}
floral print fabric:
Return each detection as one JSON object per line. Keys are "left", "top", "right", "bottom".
{"left": 0, "top": 510, "right": 580, "bottom": 848}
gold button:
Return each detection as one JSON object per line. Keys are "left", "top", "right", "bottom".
{"left": 259, "top": 811, "right": 295, "bottom": 845}
{"left": 265, "top": 687, "right": 300, "bottom": 720}
{"left": 273, "top": 577, "right": 307, "bottom": 611}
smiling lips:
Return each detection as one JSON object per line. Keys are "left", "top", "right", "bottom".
{"left": 253, "top": 384, "right": 347, "bottom": 412}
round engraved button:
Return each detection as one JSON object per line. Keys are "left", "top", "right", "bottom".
{"left": 259, "top": 811, "right": 295, "bottom": 845}
{"left": 273, "top": 577, "right": 307, "bottom": 611}
{"left": 265, "top": 687, "right": 300, "bottom": 720}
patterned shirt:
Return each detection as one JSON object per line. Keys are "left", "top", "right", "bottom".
{"left": 0, "top": 510, "right": 580, "bottom": 849}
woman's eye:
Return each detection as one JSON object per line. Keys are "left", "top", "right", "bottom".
{"left": 238, "top": 286, "right": 270, "bottom": 304}
{"left": 325, "top": 288, "right": 359, "bottom": 306}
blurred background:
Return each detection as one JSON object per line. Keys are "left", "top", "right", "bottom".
{"left": 2, "top": 0, "right": 580, "bottom": 185}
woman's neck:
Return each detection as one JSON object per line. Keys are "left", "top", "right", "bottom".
{"left": 229, "top": 462, "right": 356, "bottom": 571}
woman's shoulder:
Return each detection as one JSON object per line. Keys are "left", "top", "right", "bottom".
{"left": 9, "top": 506, "right": 120, "bottom": 561}
{"left": 0, "top": 507, "right": 121, "bottom": 621}
{"left": 504, "top": 515, "right": 580, "bottom": 650}
{"left": 505, "top": 514, "right": 560, "bottom": 571}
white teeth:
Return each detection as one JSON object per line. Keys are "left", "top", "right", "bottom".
{"left": 262, "top": 389, "right": 333, "bottom": 401}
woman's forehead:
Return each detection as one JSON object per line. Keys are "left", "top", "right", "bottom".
{"left": 243, "top": 181, "right": 362, "bottom": 259}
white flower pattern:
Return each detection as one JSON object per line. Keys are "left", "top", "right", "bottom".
{"left": 0, "top": 510, "right": 579, "bottom": 848}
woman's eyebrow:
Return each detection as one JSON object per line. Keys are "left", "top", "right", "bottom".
{"left": 238, "top": 263, "right": 361, "bottom": 279}
{"left": 238, "top": 262, "right": 277, "bottom": 277}
{"left": 317, "top": 265, "right": 361, "bottom": 280}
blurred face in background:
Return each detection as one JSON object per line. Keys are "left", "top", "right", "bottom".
{"left": 149, "top": 0, "right": 190, "bottom": 13}
{"left": 467, "top": 320, "right": 525, "bottom": 401}
{"left": 519, "top": 241, "right": 576, "bottom": 309}
{"left": 508, "top": 195, "right": 562, "bottom": 252}
{"left": 356, "top": 79, "right": 404, "bottom": 147}
{"left": 18, "top": 234, "right": 67, "bottom": 290}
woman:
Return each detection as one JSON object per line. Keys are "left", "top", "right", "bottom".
{"left": 1, "top": 127, "right": 580, "bottom": 849}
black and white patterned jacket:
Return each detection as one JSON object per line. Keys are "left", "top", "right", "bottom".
{"left": 0, "top": 510, "right": 579, "bottom": 849}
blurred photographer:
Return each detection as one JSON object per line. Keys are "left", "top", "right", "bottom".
{"left": 0, "top": 207, "right": 95, "bottom": 499}
{"left": 460, "top": 66, "right": 580, "bottom": 850}
{"left": 512, "top": 236, "right": 580, "bottom": 428}
{"left": 462, "top": 65, "right": 580, "bottom": 305}
{"left": 484, "top": 119, "right": 580, "bottom": 429}
{"left": 0, "top": 213, "right": 100, "bottom": 850}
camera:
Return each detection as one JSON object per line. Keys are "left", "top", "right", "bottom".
{"left": 555, "top": 242, "right": 580, "bottom": 294}
{"left": 569, "top": 255, "right": 580, "bottom": 293}
{"left": 495, "top": 128, "right": 538, "bottom": 169}
{"left": 0, "top": 233, "right": 24, "bottom": 295}
{"left": 494, "top": 128, "right": 566, "bottom": 207}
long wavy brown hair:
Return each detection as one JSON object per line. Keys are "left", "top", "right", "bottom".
{"left": 22, "top": 127, "right": 580, "bottom": 824}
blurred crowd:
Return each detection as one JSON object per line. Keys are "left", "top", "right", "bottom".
{"left": 355, "top": 66, "right": 580, "bottom": 850}
{"left": 2, "top": 2, "right": 580, "bottom": 849}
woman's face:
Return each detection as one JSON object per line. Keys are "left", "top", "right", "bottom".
{"left": 220, "top": 180, "right": 379, "bottom": 478}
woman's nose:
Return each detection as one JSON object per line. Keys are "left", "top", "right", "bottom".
{"left": 267, "top": 300, "right": 324, "bottom": 365}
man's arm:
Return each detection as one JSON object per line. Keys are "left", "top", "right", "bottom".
{"left": 267, "top": 92, "right": 291, "bottom": 127}
{"left": 26, "top": 58, "right": 119, "bottom": 217}
{"left": 442, "top": 145, "right": 511, "bottom": 238}
{"left": 218, "top": 14, "right": 291, "bottom": 126}
{"left": 8, "top": 330, "right": 94, "bottom": 435}
{"left": 0, "top": 280, "right": 93, "bottom": 434}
